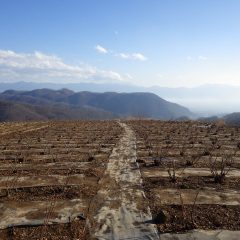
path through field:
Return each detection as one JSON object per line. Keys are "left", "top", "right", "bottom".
{"left": 90, "top": 122, "right": 159, "bottom": 239}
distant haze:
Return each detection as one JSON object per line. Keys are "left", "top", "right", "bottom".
{"left": 0, "top": 81, "right": 239, "bottom": 117}
{"left": 167, "top": 98, "right": 240, "bottom": 116}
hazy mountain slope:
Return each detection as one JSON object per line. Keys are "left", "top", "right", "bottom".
{"left": 197, "top": 113, "right": 240, "bottom": 126}
{"left": 0, "top": 89, "right": 193, "bottom": 119}
{"left": 0, "top": 81, "right": 143, "bottom": 93}
{"left": 0, "top": 100, "right": 115, "bottom": 122}
{"left": 0, "top": 101, "right": 46, "bottom": 121}
{"left": 68, "top": 92, "right": 192, "bottom": 119}
{"left": 0, "top": 89, "right": 74, "bottom": 106}
{"left": 223, "top": 113, "right": 240, "bottom": 126}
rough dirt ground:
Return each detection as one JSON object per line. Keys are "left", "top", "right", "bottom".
{"left": 127, "top": 120, "right": 240, "bottom": 238}
{"left": 1, "top": 120, "right": 240, "bottom": 240}
{"left": 0, "top": 121, "right": 122, "bottom": 240}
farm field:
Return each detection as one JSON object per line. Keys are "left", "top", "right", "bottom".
{"left": 0, "top": 119, "right": 240, "bottom": 239}
{"left": 128, "top": 120, "right": 240, "bottom": 237}
{"left": 0, "top": 121, "right": 122, "bottom": 239}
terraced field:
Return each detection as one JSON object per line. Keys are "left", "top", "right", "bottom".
{"left": 128, "top": 120, "right": 240, "bottom": 239}
{"left": 0, "top": 121, "right": 122, "bottom": 239}
{"left": 0, "top": 120, "right": 239, "bottom": 239}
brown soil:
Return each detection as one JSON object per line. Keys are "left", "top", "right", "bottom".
{"left": 137, "top": 156, "right": 240, "bottom": 169}
{"left": 0, "top": 120, "right": 122, "bottom": 239}
{"left": 0, "top": 184, "right": 98, "bottom": 201}
{"left": 0, "top": 219, "right": 87, "bottom": 240}
{"left": 0, "top": 165, "right": 105, "bottom": 177}
{"left": 127, "top": 120, "right": 240, "bottom": 234}
{"left": 143, "top": 176, "right": 240, "bottom": 191}
{"left": 151, "top": 204, "right": 240, "bottom": 233}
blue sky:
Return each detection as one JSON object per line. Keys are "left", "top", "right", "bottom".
{"left": 0, "top": 0, "right": 240, "bottom": 87}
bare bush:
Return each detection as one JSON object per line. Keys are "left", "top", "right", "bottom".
{"left": 167, "top": 159, "right": 177, "bottom": 183}
{"left": 152, "top": 147, "right": 166, "bottom": 166}
{"left": 178, "top": 189, "right": 200, "bottom": 228}
{"left": 209, "top": 153, "right": 234, "bottom": 184}
{"left": 185, "top": 153, "right": 202, "bottom": 167}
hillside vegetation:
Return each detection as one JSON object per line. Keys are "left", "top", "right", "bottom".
{"left": 0, "top": 89, "right": 193, "bottom": 121}
{"left": 0, "top": 100, "right": 115, "bottom": 121}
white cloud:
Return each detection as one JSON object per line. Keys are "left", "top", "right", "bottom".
{"left": 186, "top": 55, "right": 208, "bottom": 61}
{"left": 132, "top": 53, "right": 147, "bottom": 61}
{"left": 125, "top": 73, "right": 133, "bottom": 79}
{"left": 0, "top": 50, "right": 130, "bottom": 83}
{"left": 118, "top": 53, "right": 129, "bottom": 59}
{"left": 198, "top": 56, "right": 208, "bottom": 61}
{"left": 94, "top": 44, "right": 147, "bottom": 61}
{"left": 95, "top": 45, "right": 108, "bottom": 54}
{"left": 117, "top": 52, "right": 147, "bottom": 61}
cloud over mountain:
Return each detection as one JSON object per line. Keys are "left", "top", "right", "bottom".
{"left": 0, "top": 50, "right": 129, "bottom": 83}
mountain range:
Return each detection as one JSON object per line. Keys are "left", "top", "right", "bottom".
{"left": 0, "top": 88, "right": 193, "bottom": 121}
{"left": 0, "top": 81, "right": 239, "bottom": 115}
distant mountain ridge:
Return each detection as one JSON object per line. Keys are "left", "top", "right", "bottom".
{"left": 198, "top": 112, "right": 240, "bottom": 126}
{"left": 0, "top": 82, "right": 239, "bottom": 98}
{"left": 0, "top": 81, "right": 239, "bottom": 115}
{"left": 0, "top": 88, "right": 193, "bottom": 121}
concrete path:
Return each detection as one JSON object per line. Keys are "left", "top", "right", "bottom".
{"left": 90, "top": 122, "right": 159, "bottom": 240}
